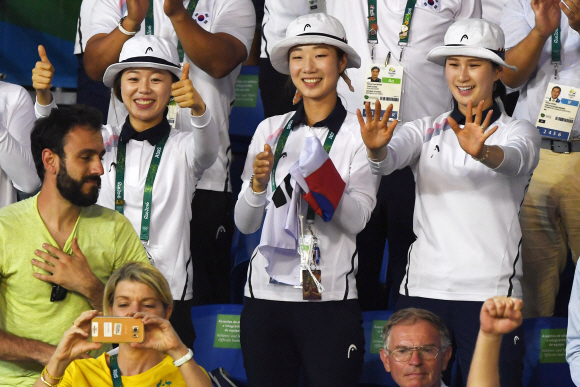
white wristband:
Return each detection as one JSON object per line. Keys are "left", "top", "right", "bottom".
{"left": 173, "top": 348, "right": 194, "bottom": 367}
{"left": 118, "top": 17, "right": 139, "bottom": 36}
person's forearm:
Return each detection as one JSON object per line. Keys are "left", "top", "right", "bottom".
{"left": 467, "top": 330, "right": 502, "bottom": 387}
{"left": 332, "top": 191, "right": 373, "bottom": 235}
{"left": 32, "top": 354, "right": 72, "bottom": 387}
{"left": 36, "top": 89, "right": 53, "bottom": 107}
{"left": 84, "top": 29, "right": 134, "bottom": 81}
{"left": 169, "top": 8, "right": 246, "bottom": 78}
{"left": 84, "top": 279, "right": 105, "bottom": 311}
{"left": 366, "top": 146, "right": 387, "bottom": 163}
{"left": 0, "top": 329, "right": 56, "bottom": 365}
{"left": 234, "top": 187, "right": 266, "bottom": 234}
{"left": 168, "top": 346, "right": 212, "bottom": 387}
{"left": 502, "top": 28, "right": 550, "bottom": 88}
{"left": 188, "top": 111, "right": 219, "bottom": 176}
{"left": 479, "top": 145, "right": 505, "bottom": 170}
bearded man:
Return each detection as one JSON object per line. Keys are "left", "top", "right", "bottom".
{"left": 0, "top": 105, "right": 149, "bottom": 387}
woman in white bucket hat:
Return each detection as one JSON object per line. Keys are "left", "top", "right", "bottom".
{"left": 360, "top": 19, "right": 540, "bottom": 387}
{"left": 33, "top": 35, "right": 219, "bottom": 352}
{"left": 235, "top": 13, "right": 378, "bottom": 385}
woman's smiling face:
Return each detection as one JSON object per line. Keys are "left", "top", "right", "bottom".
{"left": 288, "top": 44, "right": 347, "bottom": 105}
{"left": 121, "top": 68, "right": 173, "bottom": 131}
{"left": 445, "top": 56, "right": 501, "bottom": 115}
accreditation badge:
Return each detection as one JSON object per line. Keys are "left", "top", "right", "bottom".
{"left": 362, "top": 63, "right": 404, "bottom": 120}
{"left": 536, "top": 81, "right": 579, "bottom": 140}
{"left": 167, "top": 97, "right": 179, "bottom": 129}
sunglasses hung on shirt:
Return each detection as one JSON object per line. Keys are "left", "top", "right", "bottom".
{"left": 50, "top": 284, "right": 68, "bottom": 302}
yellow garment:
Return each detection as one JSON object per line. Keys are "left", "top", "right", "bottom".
{"left": 0, "top": 195, "right": 149, "bottom": 386}
{"left": 59, "top": 353, "right": 209, "bottom": 387}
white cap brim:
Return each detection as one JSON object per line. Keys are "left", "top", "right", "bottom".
{"left": 103, "top": 61, "right": 182, "bottom": 88}
{"left": 270, "top": 36, "right": 361, "bottom": 75}
{"left": 427, "top": 46, "right": 517, "bottom": 71}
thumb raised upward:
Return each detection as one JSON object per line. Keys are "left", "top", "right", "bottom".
{"left": 180, "top": 62, "right": 190, "bottom": 81}
{"left": 38, "top": 45, "right": 51, "bottom": 64}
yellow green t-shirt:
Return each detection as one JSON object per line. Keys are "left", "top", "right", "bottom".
{"left": 59, "top": 353, "right": 209, "bottom": 387}
{"left": 0, "top": 195, "right": 150, "bottom": 387}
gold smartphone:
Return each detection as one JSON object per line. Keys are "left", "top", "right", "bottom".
{"left": 91, "top": 317, "right": 144, "bottom": 343}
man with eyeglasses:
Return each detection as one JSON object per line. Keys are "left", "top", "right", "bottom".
{"left": 0, "top": 105, "right": 149, "bottom": 386}
{"left": 380, "top": 308, "right": 452, "bottom": 387}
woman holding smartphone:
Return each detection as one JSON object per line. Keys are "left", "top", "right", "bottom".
{"left": 32, "top": 262, "right": 211, "bottom": 387}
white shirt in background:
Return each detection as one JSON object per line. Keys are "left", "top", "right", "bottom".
{"left": 501, "top": 0, "right": 580, "bottom": 139}
{"left": 74, "top": 0, "right": 99, "bottom": 55}
{"left": 260, "top": 0, "right": 311, "bottom": 60}
{"left": 0, "top": 81, "right": 40, "bottom": 209}
{"left": 326, "top": 0, "right": 481, "bottom": 123}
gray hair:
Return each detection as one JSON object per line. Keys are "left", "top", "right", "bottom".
{"left": 382, "top": 308, "right": 452, "bottom": 351}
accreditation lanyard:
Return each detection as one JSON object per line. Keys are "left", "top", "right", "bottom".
{"left": 397, "top": 0, "right": 417, "bottom": 60}
{"left": 552, "top": 25, "right": 562, "bottom": 79}
{"left": 114, "top": 134, "right": 169, "bottom": 241}
{"left": 110, "top": 354, "right": 123, "bottom": 387}
{"left": 367, "top": 0, "right": 378, "bottom": 59}
{"left": 270, "top": 115, "right": 337, "bottom": 193}
{"left": 145, "top": 0, "right": 198, "bottom": 62}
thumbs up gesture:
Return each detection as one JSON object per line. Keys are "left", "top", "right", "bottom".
{"left": 171, "top": 62, "right": 206, "bottom": 117}
{"left": 32, "top": 45, "right": 55, "bottom": 106}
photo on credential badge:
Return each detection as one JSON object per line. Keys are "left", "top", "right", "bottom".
{"left": 536, "top": 82, "right": 579, "bottom": 141}
{"left": 302, "top": 269, "right": 322, "bottom": 301}
{"left": 362, "top": 63, "right": 403, "bottom": 120}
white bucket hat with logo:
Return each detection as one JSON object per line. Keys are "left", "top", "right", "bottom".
{"left": 103, "top": 35, "right": 183, "bottom": 87}
{"left": 427, "top": 19, "right": 517, "bottom": 71}
{"left": 270, "top": 13, "right": 361, "bottom": 75}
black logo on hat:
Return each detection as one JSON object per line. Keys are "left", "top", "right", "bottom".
{"left": 304, "top": 24, "right": 311, "bottom": 31}
{"left": 460, "top": 34, "right": 469, "bottom": 42}
{"left": 145, "top": 47, "right": 153, "bottom": 54}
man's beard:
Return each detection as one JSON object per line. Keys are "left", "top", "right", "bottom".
{"left": 56, "top": 161, "right": 101, "bottom": 207}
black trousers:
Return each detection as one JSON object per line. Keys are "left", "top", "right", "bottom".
{"left": 190, "top": 189, "right": 234, "bottom": 305}
{"left": 356, "top": 167, "right": 416, "bottom": 310}
{"left": 396, "top": 295, "right": 524, "bottom": 387}
{"left": 170, "top": 299, "right": 196, "bottom": 350}
{"left": 240, "top": 297, "right": 365, "bottom": 387}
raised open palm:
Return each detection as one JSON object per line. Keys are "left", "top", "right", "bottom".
{"left": 448, "top": 100, "right": 498, "bottom": 159}
{"left": 357, "top": 100, "right": 399, "bottom": 157}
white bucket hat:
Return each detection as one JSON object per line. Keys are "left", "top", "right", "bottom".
{"left": 103, "top": 35, "right": 182, "bottom": 87}
{"left": 270, "top": 13, "right": 361, "bottom": 75}
{"left": 427, "top": 19, "right": 517, "bottom": 71}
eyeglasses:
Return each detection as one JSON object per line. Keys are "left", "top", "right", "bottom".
{"left": 387, "top": 345, "right": 441, "bottom": 362}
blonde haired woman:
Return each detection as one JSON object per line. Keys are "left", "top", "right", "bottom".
{"left": 33, "top": 262, "right": 211, "bottom": 387}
